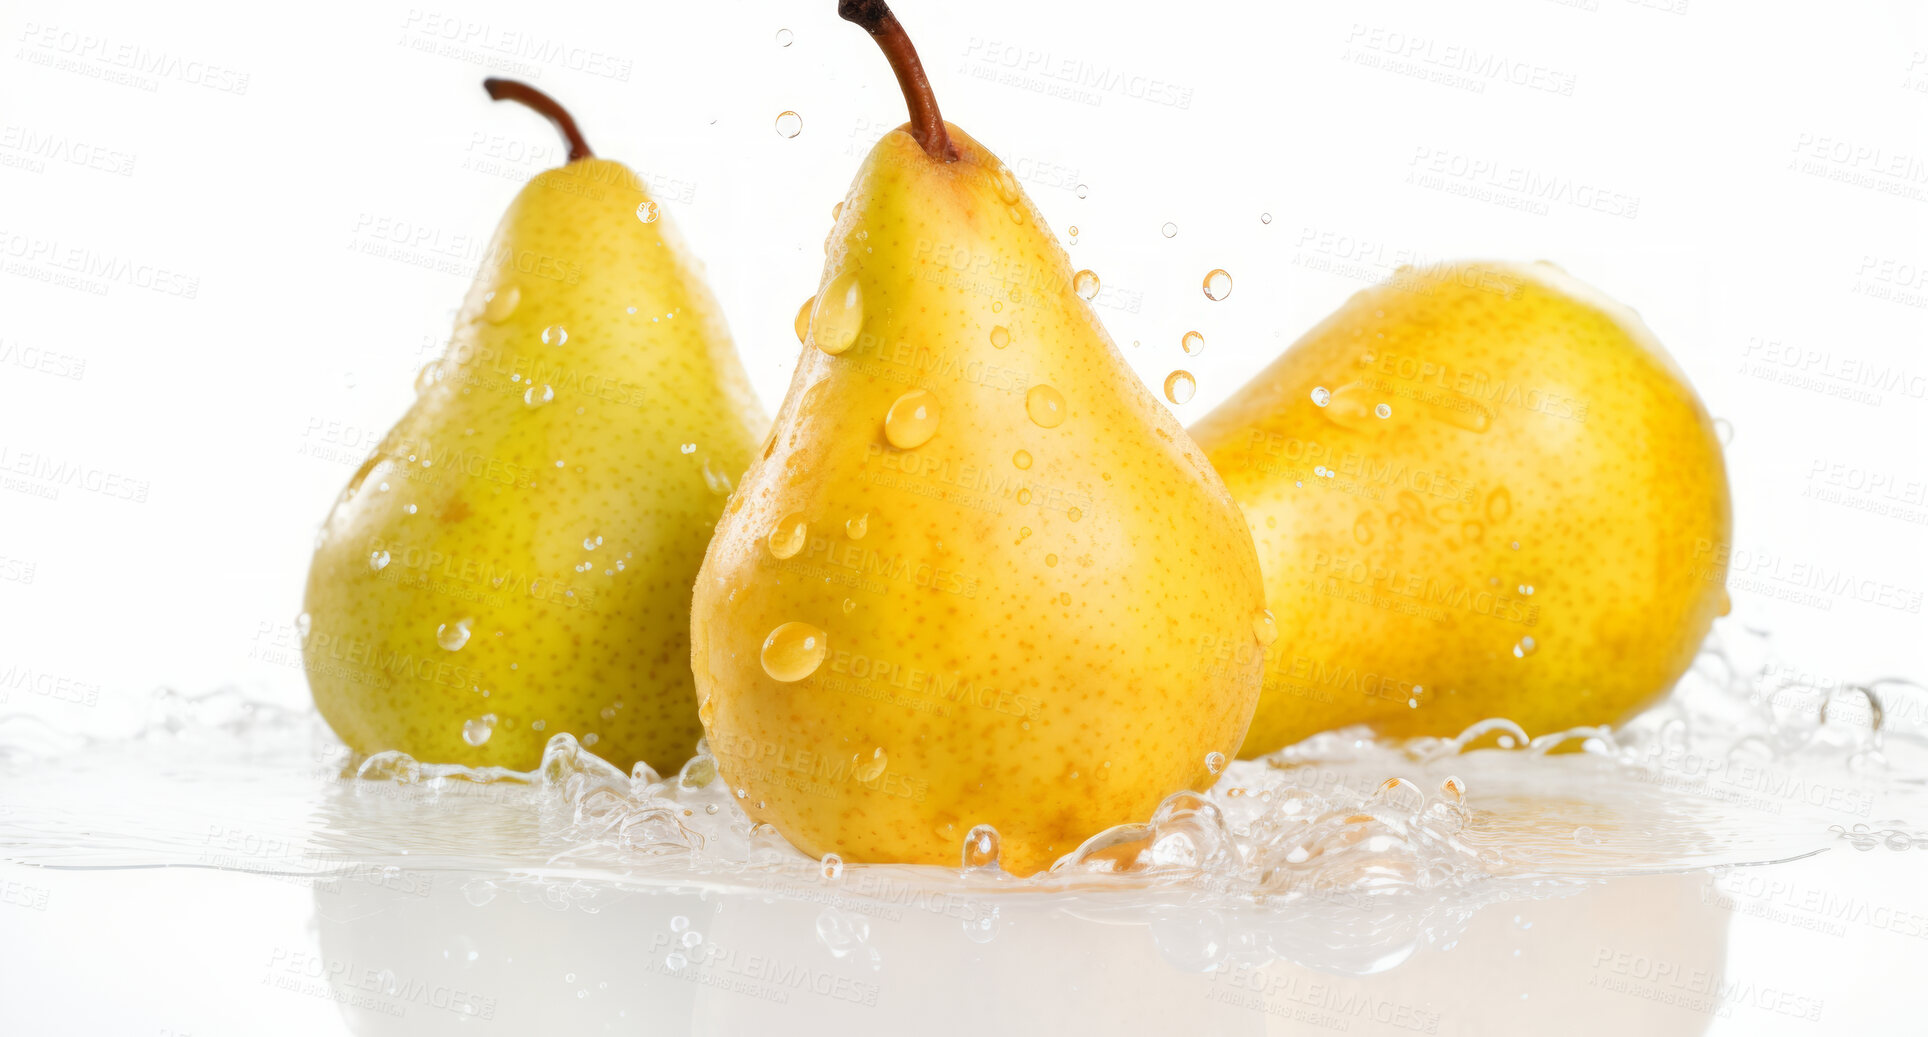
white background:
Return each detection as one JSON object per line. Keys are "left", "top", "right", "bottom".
{"left": 1, "top": 0, "right": 1924, "bottom": 731}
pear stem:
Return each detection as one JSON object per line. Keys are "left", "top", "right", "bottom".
{"left": 838, "top": 0, "right": 956, "bottom": 161}
{"left": 483, "top": 78, "right": 593, "bottom": 162}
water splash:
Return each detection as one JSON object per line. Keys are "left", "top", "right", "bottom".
{"left": 2, "top": 625, "right": 1923, "bottom": 973}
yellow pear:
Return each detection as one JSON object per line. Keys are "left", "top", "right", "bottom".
{"left": 1191, "top": 262, "right": 1731, "bottom": 756}
{"left": 304, "top": 80, "right": 765, "bottom": 773}
{"left": 689, "top": 1, "right": 1267, "bottom": 876}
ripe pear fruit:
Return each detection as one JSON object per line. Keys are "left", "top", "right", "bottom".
{"left": 689, "top": 1, "right": 1267, "bottom": 876}
{"left": 304, "top": 80, "right": 764, "bottom": 774}
{"left": 1191, "top": 262, "right": 1731, "bottom": 756}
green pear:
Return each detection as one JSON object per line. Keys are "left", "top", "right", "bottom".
{"left": 688, "top": 2, "right": 1268, "bottom": 875}
{"left": 304, "top": 80, "right": 765, "bottom": 773}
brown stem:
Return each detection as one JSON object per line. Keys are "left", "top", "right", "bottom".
{"left": 482, "top": 78, "right": 593, "bottom": 162}
{"left": 838, "top": 0, "right": 956, "bottom": 161}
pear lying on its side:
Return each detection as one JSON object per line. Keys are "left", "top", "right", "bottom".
{"left": 690, "top": 1, "right": 1267, "bottom": 875}
{"left": 305, "top": 81, "right": 764, "bottom": 773}
{"left": 1191, "top": 261, "right": 1731, "bottom": 756}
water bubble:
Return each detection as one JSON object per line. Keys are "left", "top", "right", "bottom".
{"left": 1026, "top": 384, "right": 1067, "bottom": 428}
{"left": 462, "top": 714, "right": 497, "bottom": 746}
{"left": 1260, "top": 212, "right": 1273, "bottom": 224}
{"left": 1160, "top": 222, "right": 1178, "bottom": 238}
{"left": 885, "top": 388, "right": 941, "bottom": 449}
{"left": 1012, "top": 450, "right": 1032, "bottom": 470}
{"left": 1066, "top": 506, "right": 1083, "bottom": 522}
{"left": 437, "top": 618, "right": 473, "bottom": 651}
{"left": 989, "top": 325, "right": 1010, "bottom": 349}
{"left": 1067, "top": 226, "right": 1079, "bottom": 243}
{"left": 1311, "top": 386, "right": 1331, "bottom": 407}
{"left": 635, "top": 200, "right": 659, "bottom": 224}
{"left": 523, "top": 384, "right": 554, "bottom": 407}
{"left": 1164, "top": 370, "right": 1196, "bottom": 405}
{"left": 1713, "top": 418, "right": 1734, "bottom": 445}
{"left": 853, "top": 747, "right": 888, "bottom": 782}
{"left": 767, "top": 513, "right": 808, "bottom": 559}
{"left": 775, "top": 28, "right": 794, "bottom": 47}
{"left": 1072, "top": 269, "right": 1100, "bottom": 300}
{"left": 368, "top": 550, "right": 391, "bottom": 571}
{"left": 1075, "top": 184, "right": 1089, "bottom": 198}
{"left": 1374, "top": 403, "right": 1392, "bottom": 419}
{"left": 962, "top": 824, "right": 1001, "bottom": 869}
{"left": 1573, "top": 826, "right": 1600, "bottom": 846}
{"left": 793, "top": 295, "right": 815, "bottom": 344}
{"left": 665, "top": 952, "right": 688, "bottom": 971}
{"left": 482, "top": 284, "right": 520, "bottom": 323}
{"left": 820, "top": 853, "right": 844, "bottom": 880}
{"left": 1045, "top": 553, "right": 1058, "bottom": 567}
{"left": 761, "top": 622, "right": 827, "bottom": 682}
{"left": 1017, "top": 489, "right": 1033, "bottom": 505}
{"left": 1202, "top": 269, "right": 1233, "bottom": 301}
{"left": 541, "top": 325, "right": 568, "bottom": 347}
{"left": 1252, "top": 609, "right": 1278, "bottom": 646}
{"left": 1204, "top": 751, "right": 1228, "bottom": 776}
{"left": 844, "top": 513, "right": 869, "bottom": 540}
{"left": 1181, "top": 331, "right": 1205, "bottom": 356}
{"left": 774, "top": 111, "right": 803, "bottom": 138}
{"left": 810, "top": 271, "right": 863, "bottom": 354}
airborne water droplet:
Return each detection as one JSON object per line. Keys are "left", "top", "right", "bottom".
{"left": 774, "top": 111, "right": 803, "bottom": 138}
{"left": 884, "top": 389, "right": 940, "bottom": 449}
{"left": 1181, "top": 331, "right": 1205, "bottom": 356}
{"left": 1072, "top": 270, "right": 1100, "bottom": 300}
{"left": 437, "top": 618, "right": 473, "bottom": 651}
{"left": 810, "top": 271, "right": 863, "bottom": 355}
{"left": 761, "top": 622, "right": 827, "bottom": 681}
{"left": 1160, "top": 222, "right": 1178, "bottom": 238}
{"left": 767, "top": 513, "right": 809, "bottom": 559}
{"left": 1202, "top": 269, "right": 1233, "bottom": 301}
{"left": 1026, "top": 384, "right": 1067, "bottom": 428}
{"left": 1260, "top": 212, "right": 1273, "bottom": 224}
{"left": 775, "top": 28, "right": 794, "bottom": 47}
{"left": 1164, "top": 370, "right": 1196, "bottom": 405}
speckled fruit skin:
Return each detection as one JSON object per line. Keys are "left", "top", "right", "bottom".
{"left": 690, "top": 126, "right": 1267, "bottom": 877}
{"left": 1191, "top": 262, "right": 1732, "bottom": 757}
{"left": 304, "top": 159, "right": 765, "bottom": 774}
